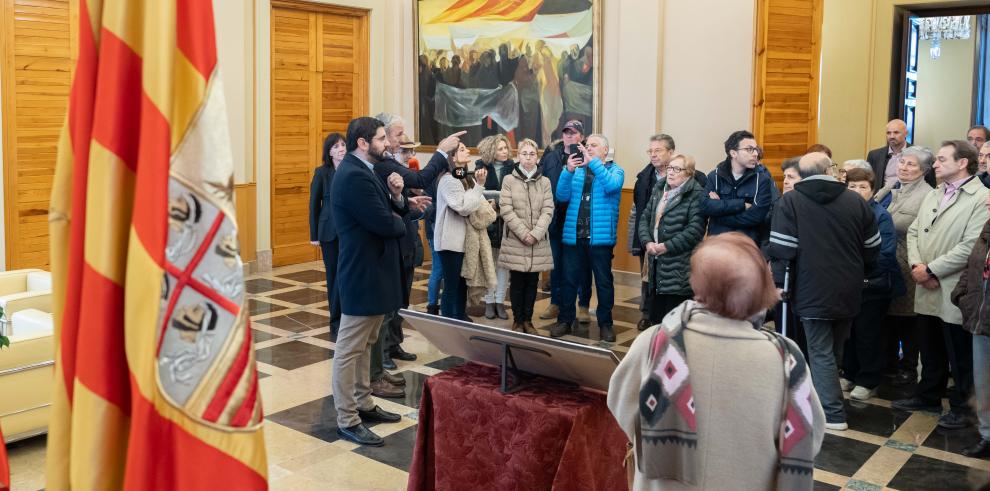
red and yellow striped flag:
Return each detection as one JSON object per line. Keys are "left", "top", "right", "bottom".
{"left": 47, "top": 0, "right": 267, "bottom": 488}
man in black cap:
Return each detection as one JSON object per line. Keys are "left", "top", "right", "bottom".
{"left": 538, "top": 119, "right": 593, "bottom": 323}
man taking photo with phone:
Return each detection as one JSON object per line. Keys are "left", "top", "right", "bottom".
{"left": 539, "top": 120, "right": 594, "bottom": 323}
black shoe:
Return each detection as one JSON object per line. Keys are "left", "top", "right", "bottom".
{"left": 891, "top": 397, "right": 942, "bottom": 413}
{"left": 637, "top": 317, "right": 651, "bottom": 332}
{"left": 892, "top": 370, "right": 917, "bottom": 386}
{"left": 337, "top": 423, "right": 384, "bottom": 446}
{"left": 600, "top": 324, "right": 616, "bottom": 342}
{"left": 963, "top": 439, "right": 990, "bottom": 458}
{"left": 426, "top": 304, "right": 439, "bottom": 315}
{"left": 937, "top": 411, "right": 973, "bottom": 429}
{"left": 358, "top": 405, "right": 402, "bottom": 423}
{"left": 389, "top": 346, "right": 417, "bottom": 361}
{"left": 550, "top": 321, "right": 572, "bottom": 338}
{"left": 383, "top": 357, "right": 397, "bottom": 370}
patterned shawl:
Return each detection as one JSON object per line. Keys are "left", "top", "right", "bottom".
{"left": 637, "top": 302, "right": 816, "bottom": 489}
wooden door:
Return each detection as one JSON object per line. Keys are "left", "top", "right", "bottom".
{"left": 751, "top": 0, "right": 824, "bottom": 183}
{"left": 270, "top": 1, "right": 368, "bottom": 267}
{"left": 1, "top": 0, "right": 76, "bottom": 270}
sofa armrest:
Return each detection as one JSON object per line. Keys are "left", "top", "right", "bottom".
{"left": 0, "top": 270, "right": 33, "bottom": 296}
{"left": 0, "top": 291, "right": 52, "bottom": 317}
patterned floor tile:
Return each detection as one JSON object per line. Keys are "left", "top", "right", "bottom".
{"left": 255, "top": 341, "right": 333, "bottom": 371}
{"left": 278, "top": 269, "right": 328, "bottom": 284}
{"left": 256, "top": 311, "right": 330, "bottom": 333}
{"left": 888, "top": 454, "right": 990, "bottom": 491}
{"left": 269, "top": 288, "right": 329, "bottom": 306}
{"left": 245, "top": 277, "right": 294, "bottom": 294}
{"left": 352, "top": 426, "right": 419, "bottom": 472}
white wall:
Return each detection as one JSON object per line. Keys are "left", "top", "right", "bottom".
{"left": 214, "top": 0, "right": 254, "bottom": 184}
{"left": 658, "top": 0, "right": 756, "bottom": 172}
{"left": 915, "top": 34, "right": 976, "bottom": 149}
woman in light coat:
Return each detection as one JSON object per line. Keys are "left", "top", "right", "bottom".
{"left": 498, "top": 139, "right": 554, "bottom": 334}
{"left": 608, "top": 233, "right": 824, "bottom": 490}
{"left": 873, "top": 146, "right": 933, "bottom": 384}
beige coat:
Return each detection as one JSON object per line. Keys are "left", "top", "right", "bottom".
{"left": 907, "top": 176, "right": 990, "bottom": 324}
{"left": 875, "top": 179, "right": 933, "bottom": 316}
{"left": 462, "top": 199, "right": 497, "bottom": 306}
{"left": 607, "top": 304, "right": 825, "bottom": 491}
{"left": 497, "top": 168, "right": 555, "bottom": 272}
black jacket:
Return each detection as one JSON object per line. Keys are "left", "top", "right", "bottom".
{"left": 475, "top": 158, "right": 514, "bottom": 248}
{"left": 768, "top": 176, "right": 880, "bottom": 319}
{"left": 309, "top": 164, "right": 337, "bottom": 242}
{"left": 700, "top": 158, "right": 775, "bottom": 242}
{"left": 332, "top": 153, "right": 409, "bottom": 316}
{"left": 631, "top": 164, "right": 661, "bottom": 254}
{"left": 867, "top": 145, "right": 936, "bottom": 190}
{"left": 376, "top": 150, "right": 448, "bottom": 190}
{"left": 538, "top": 141, "right": 579, "bottom": 238}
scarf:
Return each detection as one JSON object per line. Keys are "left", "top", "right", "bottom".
{"left": 637, "top": 302, "right": 815, "bottom": 490}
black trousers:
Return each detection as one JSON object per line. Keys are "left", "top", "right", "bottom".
{"left": 638, "top": 255, "right": 648, "bottom": 315}
{"left": 646, "top": 293, "right": 691, "bottom": 324}
{"left": 509, "top": 271, "right": 540, "bottom": 323}
{"left": 842, "top": 298, "right": 891, "bottom": 389}
{"left": 884, "top": 314, "right": 920, "bottom": 373}
{"left": 320, "top": 240, "right": 341, "bottom": 336}
{"left": 914, "top": 314, "right": 974, "bottom": 413}
{"left": 383, "top": 263, "right": 416, "bottom": 353}
{"left": 770, "top": 300, "right": 808, "bottom": 360}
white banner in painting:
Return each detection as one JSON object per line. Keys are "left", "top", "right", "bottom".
{"left": 434, "top": 82, "right": 520, "bottom": 131}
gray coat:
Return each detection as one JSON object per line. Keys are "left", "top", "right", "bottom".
{"left": 875, "top": 179, "right": 933, "bottom": 316}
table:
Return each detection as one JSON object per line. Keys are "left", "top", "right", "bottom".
{"left": 407, "top": 362, "right": 629, "bottom": 491}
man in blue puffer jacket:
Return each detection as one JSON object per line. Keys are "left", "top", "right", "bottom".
{"left": 550, "top": 134, "right": 625, "bottom": 342}
{"left": 701, "top": 130, "right": 775, "bottom": 243}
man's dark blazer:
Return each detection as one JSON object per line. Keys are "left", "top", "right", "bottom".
{"left": 867, "top": 145, "right": 936, "bottom": 189}
{"left": 309, "top": 164, "right": 337, "bottom": 242}
{"left": 332, "top": 153, "right": 409, "bottom": 316}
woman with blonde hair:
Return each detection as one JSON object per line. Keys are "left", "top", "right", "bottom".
{"left": 475, "top": 134, "right": 515, "bottom": 319}
{"left": 498, "top": 139, "right": 554, "bottom": 334}
{"left": 435, "top": 142, "right": 489, "bottom": 320}
{"left": 637, "top": 154, "right": 706, "bottom": 324}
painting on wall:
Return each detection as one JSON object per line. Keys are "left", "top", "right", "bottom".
{"left": 415, "top": 0, "right": 601, "bottom": 149}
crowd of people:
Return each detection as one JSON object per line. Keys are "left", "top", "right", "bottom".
{"left": 313, "top": 111, "right": 990, "bottom": 470}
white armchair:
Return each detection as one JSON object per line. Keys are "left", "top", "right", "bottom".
{"left": 0, "top": 269, "right": 52, "bottom": 317}
{"left": 0, "top": 308, "right": 54, "bottom": 442}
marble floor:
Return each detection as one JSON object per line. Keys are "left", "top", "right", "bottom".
{"left": 7, "top": 260, "right": 990, "bottom": 490}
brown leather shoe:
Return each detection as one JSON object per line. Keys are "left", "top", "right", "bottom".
{"left": 383, "top": 371, "right": 406, "bottom": 386}
{"left": 511, "top": 322, "right": 525, "bottom": 332}
{"left": 371, "top": 378, "right": 404, "bottom": 398}
{"left": 523, "top": 321, "right": 538, "bottom": 335}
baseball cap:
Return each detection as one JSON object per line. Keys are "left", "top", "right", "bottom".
{"left": 562, "top": 119, "right": 584, "bottom": 134}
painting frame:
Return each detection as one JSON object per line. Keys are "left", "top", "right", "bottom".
{"left": 412, "top": 0, "right": 603, "bottom": 153}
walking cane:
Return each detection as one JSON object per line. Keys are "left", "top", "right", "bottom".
{"left": 781, "top": 262, "right": 791, "bottom": 338}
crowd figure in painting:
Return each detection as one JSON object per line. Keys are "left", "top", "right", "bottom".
{"left": 312, "top": 112, "right": 990, "bottom": 475}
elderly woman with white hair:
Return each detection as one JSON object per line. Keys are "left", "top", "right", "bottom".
{"left": 874, "top": 145, "right": 934, "bottom": 385}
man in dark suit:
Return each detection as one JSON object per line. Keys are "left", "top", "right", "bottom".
{"left": 330, "top": 116, "right": 429, "bottom": 446}
{"left": 867, "top": 119, "right": 935, "bottom": 189}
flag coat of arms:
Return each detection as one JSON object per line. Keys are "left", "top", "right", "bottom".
{"left": 47, "top": 0, "right": 267, "bottom": 488}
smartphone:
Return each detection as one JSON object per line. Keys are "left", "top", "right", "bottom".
{"left": 568, "top": 143, "right": 579, "bottom": 155}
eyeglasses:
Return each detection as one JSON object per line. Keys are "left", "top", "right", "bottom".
{"left": 519, "top": 151, "right": 538, "bottom": 157}
{"left": 647, "top": 148, "right": 668, "bottom": 155}
{"left": 667, "top": 166, "right": 686, "bottom": 174}
{"left": 736, "top": 146, "right": 760, "bottom": 154}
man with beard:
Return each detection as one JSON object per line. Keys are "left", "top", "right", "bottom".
{"left": 330, "top": 117, "right": 428, "bottom": 446}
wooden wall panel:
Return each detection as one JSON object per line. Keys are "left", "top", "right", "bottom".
{"left": 751, "top": 0, "right": 824, "bottom": 183}
{"left": 270, "top": 2, "right": 368, "bottom": 267}
{"left": 234, "top": 183, "right": 257, "bottom": 262}
{"left": 1, "top": 0, "right": 73, "bottom": 270}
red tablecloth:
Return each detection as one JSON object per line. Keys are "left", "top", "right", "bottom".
{"left": 407, "top": 362, "right": 629, "bottom": 491}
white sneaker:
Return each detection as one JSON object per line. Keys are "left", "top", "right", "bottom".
{"left": 825, "top": 421, "right": 848, "bottom": 431}
{"left": 839, "top": 378, "right": 854, "bottom": 392}
{"left": 849, "top": 386, "right": 876, "bottom": 401}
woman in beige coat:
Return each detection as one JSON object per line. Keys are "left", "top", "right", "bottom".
{"left": 873, "top": 146, "right": 933, "bottom": 384}
{"left": 498, "top": 138, "right": 554, "bottom": 334}
{"left": 608, "top": 233, "right": 824, "bottom": 490}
